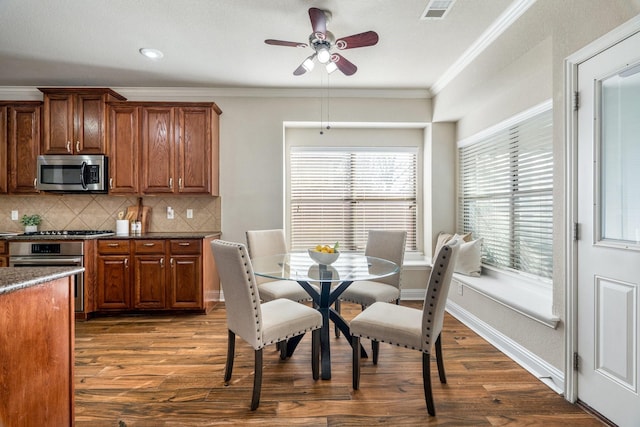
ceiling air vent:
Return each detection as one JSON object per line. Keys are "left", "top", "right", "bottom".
{"left": 421, "top": 0, "right": 456, "bottom": 20}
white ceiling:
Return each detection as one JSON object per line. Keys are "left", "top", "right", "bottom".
{"left": 0, "top": 0, "right": 521, "bottom": 92}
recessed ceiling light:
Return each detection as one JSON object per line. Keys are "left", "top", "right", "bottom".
{"left": 139, "top": 48, "right": 164, "bottom": 60}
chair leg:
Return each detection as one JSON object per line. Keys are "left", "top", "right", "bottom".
{"left": 279, "top": 339, "right": 288, "bottom": 360}
{"left": 311, "top": 329, "right": 320, "bottom": 380}
{"left": 334, "top": 300, "right": 341, "bottom": 338}
{"left": 224, "top": 330, "right": 235, "bottom": 383}
{"left": 372, "top": 340, "right": 379, "bottom": 365}
{"left": 435, "top": 334, "right": 446, "bottom": 384}
{"left": 422, "top": 352, "right": 435, "bottom": 416}
{"left": 352, "top": 335, "right": 361, "bottom": 390}
{"left": 251, "top": 348, "right": 263, "bottom": 411}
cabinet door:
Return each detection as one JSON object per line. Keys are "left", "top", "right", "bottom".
{"left": 96, "top": 255, "right": 130, "bottom": 309}
{"left": 76, "top": 93, "right": 106, "bottom": 154}
{"left": 133, "top": 254, "right": 166, "bottom": 309}
{"left": 108, "top": 104, "right": 139, "bottom": 194}
{"left": 0, "top": 106, "right": 7, "bottom": 193}
{"left": 141, "top": 106, "right": 174, "bottom": 194}
{"left": 177, "top": 107, "right": 211, "bottom": 194}
{"left": 42, "top": 92, "right": 74, "bottom": 154}
{"left": 8, "top": 105, "right": 40, "bottom": 194}
{"left": 0, "top": 241, "right": 7, "bottom": 267}
{"left": 169, "top": 254, "right": 202, "bottom": 308}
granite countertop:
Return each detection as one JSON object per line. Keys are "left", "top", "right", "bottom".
{"left": 1, "top": 231, "right": 221, "bottom": 241}
{"left": 0, "top": 267, "right": 85, "bottom": 295}
{"left": 99, "top": 232, "right": 221, "bottom": 240}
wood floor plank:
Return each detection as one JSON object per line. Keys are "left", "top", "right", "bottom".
{"left": 74, "top": 301, "right": 605, "bottom": 426}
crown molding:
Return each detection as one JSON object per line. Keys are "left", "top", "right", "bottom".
{"left": 431, "top": 0, "right": 537, "bottom": 94}
{"left": 0, "top": 86, "right": 431, "bottom": 101}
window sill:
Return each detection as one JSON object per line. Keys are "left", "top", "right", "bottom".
{"left": 451, "top": 268, "right": 559, "bottom": 329}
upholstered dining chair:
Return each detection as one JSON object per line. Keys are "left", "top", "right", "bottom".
{"left": 246, "top": 229, "right": 319, "bottom": 303}
{"left": 350, "top": 239, "right": 459, "bottom": 416}
{"left": 335, "top": 230, "right": 406, "bottom": 337}
{"left": 211, "top": 240, "right": 322, "bottom": 411}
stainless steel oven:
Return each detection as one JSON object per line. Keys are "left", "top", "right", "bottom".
{"left": 9, "top": 241, "right": 85, "bottom": 312}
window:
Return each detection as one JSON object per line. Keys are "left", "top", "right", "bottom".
{"left": 458, "top": 105, "right": 553, "bottom": 279}
{"left": 288, "top": 147, "right": 417, "bottom": 252}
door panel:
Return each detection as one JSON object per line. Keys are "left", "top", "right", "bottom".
{"left": 577, "top": 30, "right": 640, "bottom": 426}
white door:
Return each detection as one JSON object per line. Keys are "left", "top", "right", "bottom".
{"left": 577, "top": 30, "right": 640, "bottom": 427}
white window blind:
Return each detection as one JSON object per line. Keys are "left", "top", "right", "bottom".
{"left": 289, "top": 147, "right": 417, "bottom": 252}
{"left": 458, "top": 108, "right": 553, "bottom": 278}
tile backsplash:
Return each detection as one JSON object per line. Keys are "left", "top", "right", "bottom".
{"left": 0, "top": 195, "right": 220, "bottom": 233}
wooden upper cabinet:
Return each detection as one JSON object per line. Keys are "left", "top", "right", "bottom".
{"left": 107, "top": 103, "right": 139, "bottom": 194}
{"left": 141, "top": 105, "right": 175, "bottom": 194}
{"left": 5, "top": 102, "right": 42, "bottom": 194}
{"left": 39, "top": 88, "right": 126, "bottom": 155}
{"left": 0, "top": 106, "right": 7, "bottom": 194}
{"left": 140, "top": 102, "right": 221, "bottom": 195}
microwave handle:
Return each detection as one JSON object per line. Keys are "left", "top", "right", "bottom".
{"left": 80, "top": 161, "right": 88, "bottom": 189}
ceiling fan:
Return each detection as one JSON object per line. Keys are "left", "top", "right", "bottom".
{"left": 265, "top": 7, "right": 379, "bottom": 76}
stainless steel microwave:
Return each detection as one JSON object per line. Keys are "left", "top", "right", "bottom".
{"left": 36, "top": 154, "right": 109, "bottom": 193}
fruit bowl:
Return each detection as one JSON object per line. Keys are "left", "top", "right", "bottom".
{"left": 308, "top": 248, "right": 340, "bottom": 265}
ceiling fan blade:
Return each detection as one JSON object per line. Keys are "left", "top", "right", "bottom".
{"left": 331, "top": 53, "right": 357, "bottom": 76}
{"left": 265, "top": 39, "right": 308, "bottom": 48}
{"left": 335, "top": 31, "right": 379, "bottom": 50}
{"left": 309, "top": 7, "right": 327, "bottom": 39}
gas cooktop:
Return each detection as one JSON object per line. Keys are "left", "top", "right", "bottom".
{"left": 22, "top": 230, "right": 115, "bottom": 236}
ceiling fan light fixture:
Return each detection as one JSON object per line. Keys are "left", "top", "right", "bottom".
{"left": 316, "top": 46, "right": 331, "bottom": 64}
{"left": 139, "top": 48, "right": 164, "bottom": 60}
{"left": 325, "top": 61, "right": 338, "bottom": 74}
{"left": 302, "top": 55, "right": 316, "bottom": 72}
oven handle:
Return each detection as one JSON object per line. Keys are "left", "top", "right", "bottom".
{"left": 10, "top": 256, "right": 83, "bottom": 266}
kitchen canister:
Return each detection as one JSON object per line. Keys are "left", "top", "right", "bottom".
{"left": 116, "top": 219, "right": 129, "bottom": 236}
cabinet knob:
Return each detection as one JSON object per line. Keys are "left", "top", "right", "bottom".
{"left": 170, "top": 258, "right": 174, "bottom": 267}
{"left": 179, "top": 178, "right": 183, "bottom": 189}
{"left": 66, "top": 141, "right": 71, "bottom": 152}
{"left": 76, "top": 141, "right": 80, "bottom": 152}
{"left": 160, "top": 258, "right": 164, "bottom": 267}
{"left": 33, "top": 178, "right": 37, "bottom": 188}
{"left": 109, "top": 178, "right": 113, "bottom": 189}
{"left": 124, "top": 258, "right": 129, "bottom": 267}
{"left": 169, "top": 177, "right": 173, "bottom": 189}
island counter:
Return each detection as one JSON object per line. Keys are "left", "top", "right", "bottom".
{"left": 1, "top": 267, "right": 83, "bottom": 427}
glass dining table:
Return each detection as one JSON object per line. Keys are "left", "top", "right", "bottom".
{"left": 251, "top": 251, "right": 398, "bottom": 380}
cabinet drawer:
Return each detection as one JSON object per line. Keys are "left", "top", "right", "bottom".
{"left": 98, "top": 240, "right": 130, "bottom": 254}
{"left": 0, "top": 240, "right": 7, "bottom": 254}
{"left": 134, "top": 240, "right": 166, "bottom": 254}
{"left": 169, "top": 239, "right": 201, "bottom": 255}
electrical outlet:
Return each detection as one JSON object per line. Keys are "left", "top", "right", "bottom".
{"left": 11, "top": 210, "right": 18, "bottom": 221}
{"left": 457, "top": 283, "right": 464, "bottom": 296}
{"left": 167, "top": 206, "right": 174, "bottom": 219}
{"left": 186, "top": 209, "right": 193, "bottom": 219}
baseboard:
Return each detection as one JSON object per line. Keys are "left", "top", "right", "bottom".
{"left": 446, "top": 300, "right": 564, "bottom": 394}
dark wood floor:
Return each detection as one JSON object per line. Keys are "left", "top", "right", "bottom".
{"left": 74, "top": 301, "right": 604, "bottom": 426}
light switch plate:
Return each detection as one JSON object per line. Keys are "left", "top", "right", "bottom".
{"left": 11, "top": 210, "right": 18, "bottom": 220}
{"left": 186, "top": 209, "right": 193, "bottom": 219}
{"left": 167, "top": 207, "right": 174, "bottom": 219}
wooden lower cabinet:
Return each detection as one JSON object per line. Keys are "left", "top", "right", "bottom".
{"left": 95, "top": 237, "right": 215, "bottom": 313}
{"left": 0, "top": 241, "right": 7, "bottom": 267}
{"left": 133, "top": 240, "right": 166, "bottom": 309}
{"left": 96, "top": 240, "right": 131, "bottom": 310}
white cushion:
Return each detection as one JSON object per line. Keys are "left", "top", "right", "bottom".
{"left": 432, "top": 231, "right": 471, "bottom": 264}
{"left": 350, "top": 302, "right": 424, "bottom": 350}
{"left": 451, "top": 236, "right": 482, "bottom": 277}
{"left": 339, "top": 281, "right": 400, "bottom": 307}
{"left": 258, "top": 280, "right": 318, "bottom": 303}
{"left": 260, "top": 299, "right": 322, "bottom": 346}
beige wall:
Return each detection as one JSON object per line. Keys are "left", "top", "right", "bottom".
{"left": 433, "top": 0, "right": 640, "bottom": 370}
